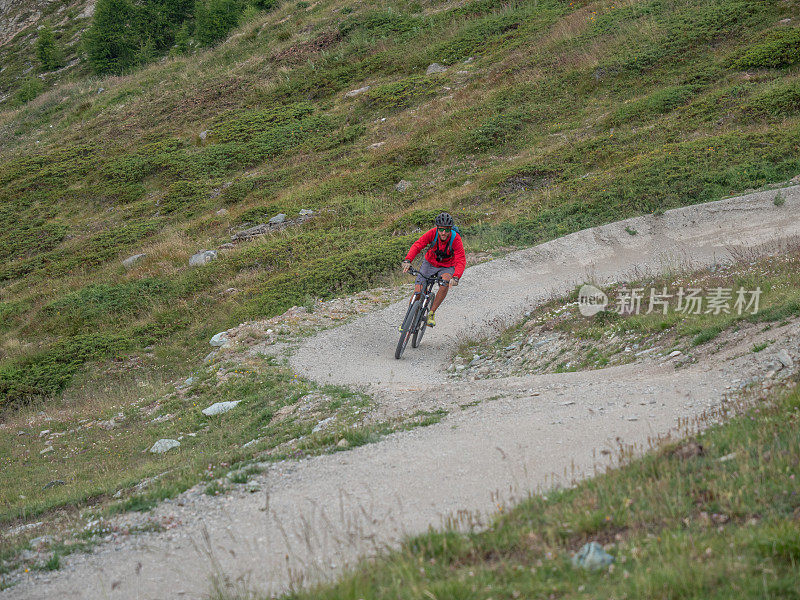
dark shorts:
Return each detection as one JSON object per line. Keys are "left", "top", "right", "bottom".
{"left": 415, "top": 259, "right": 455, "bottom": 286}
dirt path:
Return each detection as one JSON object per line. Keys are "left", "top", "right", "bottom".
{"left": 7, "top": 186, "right": 800, "bottom": 600}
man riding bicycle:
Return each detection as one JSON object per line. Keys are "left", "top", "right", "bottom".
{"left": 402, "top": 212, "right": 466, "bottom": 327}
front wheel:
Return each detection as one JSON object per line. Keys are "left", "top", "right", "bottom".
{"left": 412, "top": 301, "right": 429, "bottom": 348}
{"left": 395, "top": 300, "right": 421, "bottom": 359}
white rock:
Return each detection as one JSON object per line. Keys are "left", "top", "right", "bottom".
{"left": 395, "top": 179, "right": 412, "bottom": 192}
{"left": 668, "top": 350, "right": 682, "bottom": 358}
{"left": 426, "top": 63, "right": 447, "bottom": 75}
{"left": 122, "top": 253, "right": 146, "bottom": 269}
{"left": 209, "top": 332, "right": 229, "bottom": 347}
{"left": 344, "top": 85, "right": 370, "bottom": 98}
{"left": 216, "top": 208, "right": 228, "bottom": 216}
{"left": 202, "top": 401, "right": 240, "bottom": 416}
{"left": 149, "top": 439, "right": 180, "bottom": 453}
{"left": 199, "top": 130, "right": 210, "bottom": 140}
{"left": 312, "top": 416, "right": 334, "bottom": 433}
{"left": 367, "top": 141, "right": 385, "bottom": 150}
{"left": 718, "top": 452, "right": 737, "bottom": 462}
{"left": 269, "top": 213, "right": 286, "bottom": 225}
{"left": 776, "top": 349, "right": 793, "bottom": 368}
{"left": 299, "top": 209, "right": 314, "bottom": 216}
{"left": 189, "top": 249, "right": 217, "bottom": 267}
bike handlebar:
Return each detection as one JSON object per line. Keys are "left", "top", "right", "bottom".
{"left": 407, "top": 266, "right": 449, "bottom": 285}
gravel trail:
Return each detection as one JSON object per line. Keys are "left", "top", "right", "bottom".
{"left": 7, "top": 186, "right": 800, "bottom": 600}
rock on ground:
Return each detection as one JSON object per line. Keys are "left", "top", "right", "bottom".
{"left": 201, "top": 401, "right": 240, "bottom": 416}
{"left": 149, "top": 439, "right": 180, "bottom": 453}
{"left": 122, "top": 253, "right": 146, "bottom": 269}
{"left": 189, "top": 250, "right": 217, "bottom": 267}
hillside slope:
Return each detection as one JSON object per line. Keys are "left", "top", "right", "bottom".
{"left": 1, "top": 0, "right": 799, "bottom": 414}
{"left": 5, "top": 186, "right": 799, "bottom": 599}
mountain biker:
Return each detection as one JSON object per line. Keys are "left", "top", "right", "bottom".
{"left": 401, "top": 212, "right": 466, "bottom": 327}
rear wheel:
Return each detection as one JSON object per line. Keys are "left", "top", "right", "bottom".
{"left": 395, "top": 300, "right": 421, "bottom": 359}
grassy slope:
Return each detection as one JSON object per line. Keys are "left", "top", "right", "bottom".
{"left": 281, "top": 380, "right": 800, "bottom": 600}
{"left": 1, "top": 0, "right": 800, "bottom": 520}
{"left": 2, "top": 0, "right": 800, "bottom": 408}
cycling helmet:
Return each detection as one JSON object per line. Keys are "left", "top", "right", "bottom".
{"left": 435, "top": 212, "right": 454, "bottom": 227}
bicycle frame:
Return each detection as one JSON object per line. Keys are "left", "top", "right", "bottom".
{"left": 395, "top": 266, "right": 448, "bottom": 359}
{"left": 408, "top": 266, "right": 447, "bottom": 319}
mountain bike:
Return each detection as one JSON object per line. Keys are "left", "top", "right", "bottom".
{"left": 394, "top": 266, "right": 448, "bottom": 359}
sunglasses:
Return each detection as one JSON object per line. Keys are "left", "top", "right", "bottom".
{"left": 437, "top": 227, "right": 451, "bottom": 234}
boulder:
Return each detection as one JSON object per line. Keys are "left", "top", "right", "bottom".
{"left": 395, "top": 179, "right": 412, "bottom": 192}
{"left": 122, "top": 253, "right": 146, "bottom": 269}
{"left": 231, "top": 224, "right": 271, "bottom": 241}
{"left": 189, "top": 249, "right": 217, "bottom": 267}
{"left": 299, "top": 208, "right": 314, "bottom": 216}
{"left": 216, "top": 208, "right": 229, "bottom": 216}
{"left": 345, "top": 86, "right": 370, "bottom": 98}
{"left": 149, "top": 439, "right": 180, "bottom": 453}
{"left": 202, "top": 401, "right": 240, "bottom": 416}
{"left": 571, "top": 542, "right": 614, "bottom": 570}
{"left": 209, "top": 332, "right": 229, "bottom": 347}
{"left": 269, "top": 213, "right": 287, "bottom": 225}
{"left": 426, "top": 63, "right": 447, "bottom": 75}
{"left": 776, "top": 349, "right": 793, "bottom": 368}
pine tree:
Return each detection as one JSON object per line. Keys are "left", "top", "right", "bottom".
{"left": 194, "top": 0, "right": 242, "bottom": 47}
{"left": 36, "top": 24, "right": 64, "bottom": 71}
{"left": 172, "top": 21, "right": 192, "bottom": 55}
{"left": 83, "top": 0, "right": 138, "bottom": 74}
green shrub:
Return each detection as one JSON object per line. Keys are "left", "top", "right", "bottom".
{"left": 42, "top": 279, "right": 174, "bottom": 330}
{"left": 16, "top": 78, "right": 44, "bottom": 104}
{"left": 338, "top": 10, "right": 422, "bottom": 40}
{"left": 238, "top": 235, "right": 413, "bottom": 320}
{"left": 743, "top": 80, "right": 800, "bottom": 119}
{"left": 160, "top": 180, "right": 208, "bottom": 215}
{"left": 372, "top": 143, "right": 434, "bottom": 169}
{"left": 361, "top": 76, "right": 439, "bottom": 111}
{"left": 195, "top": 0, "right": 242, "bottom": 47}
{"left": 734, "top": 28, "right": 800, "bottom": 70}
{"left": 390, "top": 210, "right": 440, "bottom": 233}
{"left": 610, "top": 85, "right": 698, "bottom": 125}
{"left": 428, "top": 11, "right": 521, "bottom": 63}
{"left": 462, "top": 109, "right": 526, "bottom": 152}
{"left": 35, "top": 24, "right": 64, "bottom": 71}
{"left": 0, "top": 333, "right": 134, "bottom": 408}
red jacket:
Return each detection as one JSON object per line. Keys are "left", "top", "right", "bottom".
{"left": 405, "top": 227, "right": 466, "bottom": 279}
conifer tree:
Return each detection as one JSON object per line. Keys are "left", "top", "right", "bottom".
{"left": 36, "top": 24, "right": 64, "bottom": 71}
{"left": 83, "top": 0, "right": 138, "bottom": 74}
